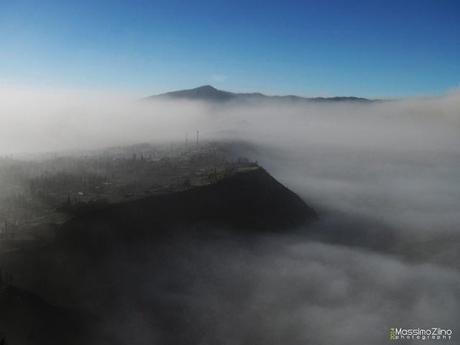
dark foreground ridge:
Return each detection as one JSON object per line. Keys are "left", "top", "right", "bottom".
{"left": 59, "top": 166, "right": 318, "bottom": 251}
{"left": 0, "top": 153, "right": 318, "bottom": 344}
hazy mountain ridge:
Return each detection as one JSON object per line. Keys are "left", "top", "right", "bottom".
{"left": 147, "top": 85, "right": 373, "bottom": 103}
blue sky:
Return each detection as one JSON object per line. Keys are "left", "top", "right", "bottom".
{"left": 0, "top": 0, "right": 459, "bottom": 97}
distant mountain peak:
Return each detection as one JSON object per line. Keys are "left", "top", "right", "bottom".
{"left": 147, "top": 86, "right": 372, "bottom": 103}
{"left": 195, "top": 85, "right": 217, "bottom": 91}
{"left": 154, "top": 85, "right": 235, "bottom": 102}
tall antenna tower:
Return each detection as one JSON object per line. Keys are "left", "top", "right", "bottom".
{"left": 196, "top": 130, "right": 199, "bottom": 145}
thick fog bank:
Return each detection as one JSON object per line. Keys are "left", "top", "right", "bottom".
{"left": 1, "top": 87, "right": 459, "bottom": 155}
{"left": 76, "top": 234, "right": 460, "bottom": 345}
{"left": 1, "top": 87, "right": 459, "bottom": 344}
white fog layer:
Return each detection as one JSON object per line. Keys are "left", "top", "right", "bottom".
{"left": 1, "top": 87, "right": 459, "bottom": 344}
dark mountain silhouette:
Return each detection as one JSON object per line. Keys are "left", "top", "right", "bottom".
{"left": 147, "top": 85, "right": 372, "bottom": 103}
{"left": 155, "top": 85, "right": 235, "bottom": 102}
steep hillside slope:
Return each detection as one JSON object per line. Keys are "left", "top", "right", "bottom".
{"left": 59, "top": 167, "right": 317, "bottom": 251}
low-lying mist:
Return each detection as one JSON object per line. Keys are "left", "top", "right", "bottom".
{"left": 1, "top": 86, "right": 459, "bottom": 344}
{"left": 2, "top": 87, "right": 458, "bottom": 155}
